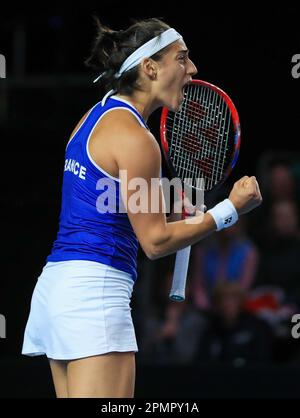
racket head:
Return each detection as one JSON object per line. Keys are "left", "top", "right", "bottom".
{"left": 160, "top": 79, "right": 241, "bottom": 193}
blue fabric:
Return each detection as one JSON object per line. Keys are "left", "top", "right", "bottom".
{"left": 203, "top": 240, "right": 252, "bottom": 291}
{"left": 47, "top": 97, "right": 147, "bottom": 281}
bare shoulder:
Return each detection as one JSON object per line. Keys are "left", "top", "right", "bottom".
{"left": 98, "top": 109, "right": 161, "bottom": 174}
{"left": 98, "top": 109, "right": 158, "bottom": 148}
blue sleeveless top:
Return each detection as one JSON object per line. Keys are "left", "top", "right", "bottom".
{"left": 47, "top": 95, "right": 148, "bottom": 281}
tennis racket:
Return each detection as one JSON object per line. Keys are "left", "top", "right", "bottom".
{"left": 160, "top": 79, "right": 241, "bottom": 301}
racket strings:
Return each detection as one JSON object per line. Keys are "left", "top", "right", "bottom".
{"left": 167, "top": 84, "right": 232, "bottom": 190}
{"left": 177, "top": 86, "right": 229, "bottom": 169}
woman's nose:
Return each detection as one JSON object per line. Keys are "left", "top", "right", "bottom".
{"left": 188, "top": 59, "right": 198, "bottom": 76}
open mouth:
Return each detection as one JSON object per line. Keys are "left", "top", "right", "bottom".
{"left": 181, "top": 80, "right": 191, "bottom": 95}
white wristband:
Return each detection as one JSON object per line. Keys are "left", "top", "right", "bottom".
{"left": 207, "top": 199, "right": 238, "bottom": 231}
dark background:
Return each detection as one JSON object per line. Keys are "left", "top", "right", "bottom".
{"left": 1, "top": 2, "right": 300, "bottom": 398}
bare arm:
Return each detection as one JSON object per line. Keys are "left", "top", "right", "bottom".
{"left": 108, "top": 112, "right": 262, "bottom": 260}
{"left": 107, "top": 116, "right": 214, "bottom": 259}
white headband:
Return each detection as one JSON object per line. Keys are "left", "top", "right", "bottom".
{"left": 93, "top": 28, "right": 182, "bottom": 83}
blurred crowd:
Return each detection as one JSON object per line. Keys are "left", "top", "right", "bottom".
{"left": 134, "top": 151, "right": 300, "bottom": 367}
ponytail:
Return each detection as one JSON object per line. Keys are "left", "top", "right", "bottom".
{"left": 85, "top": 17, "right": 170, "bottom": 95}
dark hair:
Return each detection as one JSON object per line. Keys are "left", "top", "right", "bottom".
{"left": 85, "top": 17, "right": 170, "bottom": 95}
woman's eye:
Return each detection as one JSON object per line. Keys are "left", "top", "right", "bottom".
{"left": 179, "top": 55, "right": 189, "bottom": 62}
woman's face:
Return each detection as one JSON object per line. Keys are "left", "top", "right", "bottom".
{"left": 271, "top": 200, "right": 299, "bottom": 237}
{"left": 155, "top": 39, "right": 198, "bottom": 111}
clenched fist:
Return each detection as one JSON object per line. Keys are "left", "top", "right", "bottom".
{"left": 228, "top": 176, "right": 263, "bottom": 215}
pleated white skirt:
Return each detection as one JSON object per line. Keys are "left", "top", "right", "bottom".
{"left": 22, "top": 260, "right": 138, "bottom": 360}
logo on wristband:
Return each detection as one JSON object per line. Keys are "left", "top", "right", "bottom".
{"left": 224, "top": 216, "right": 233, "bottom": 225}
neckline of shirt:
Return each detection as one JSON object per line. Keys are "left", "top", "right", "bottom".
{"left": 110, "top": 95, "right": 146, "bottom": 123}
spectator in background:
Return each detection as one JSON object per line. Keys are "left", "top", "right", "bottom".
{"left": 255, "top": 199, "right": 300, "bottom": 307}
{"left": 249, "top": 158, "right": 300, "bottom": 246}
{"left": 267, "top": 161, "right": 297, "bottom": 201}
{"left": 195, "top": 282, "right": 273, "bottom": 366}
{"left": 137, "top": 271, "right": 205, "bottom": 365}
{"left": 244, "top": 197, "right": 300, "bottom": 363}
{"left": 190, "top": 217, "right": 258, "bottom": 310}
{"left": 240, "top": 154, "right": 300, "bottom": 361}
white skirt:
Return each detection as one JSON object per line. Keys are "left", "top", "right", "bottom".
{"left": 22, "top": 260, "right": 138, "bottom": 360}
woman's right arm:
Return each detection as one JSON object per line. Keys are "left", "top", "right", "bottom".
{"left": 112, "top": 115, "right": 262, "bottom": 260}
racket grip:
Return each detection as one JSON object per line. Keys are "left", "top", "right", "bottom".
{"left": 169, "top": 246, "right": 191, "bottom": 302}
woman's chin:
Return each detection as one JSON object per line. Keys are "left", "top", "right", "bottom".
{"left": 170, "top": 98, "right": 183, "bottom": 112}
{"left": 164, "top": 93, "right": 184, "bottom": 112}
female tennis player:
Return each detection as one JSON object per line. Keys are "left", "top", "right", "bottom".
{"left": 22, "top": 17, "right": 262, "bottom": 398}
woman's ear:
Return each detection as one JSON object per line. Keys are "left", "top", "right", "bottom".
{"left": 141, "top": 58, "right": 157, "bottom": 80}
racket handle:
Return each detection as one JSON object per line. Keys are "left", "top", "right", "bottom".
{"left": 169, "top": 246, "right": 191, "bottom": 302}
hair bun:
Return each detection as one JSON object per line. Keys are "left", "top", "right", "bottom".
{"left": 110, "top": 30, "right": 124, "bottom": 42}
